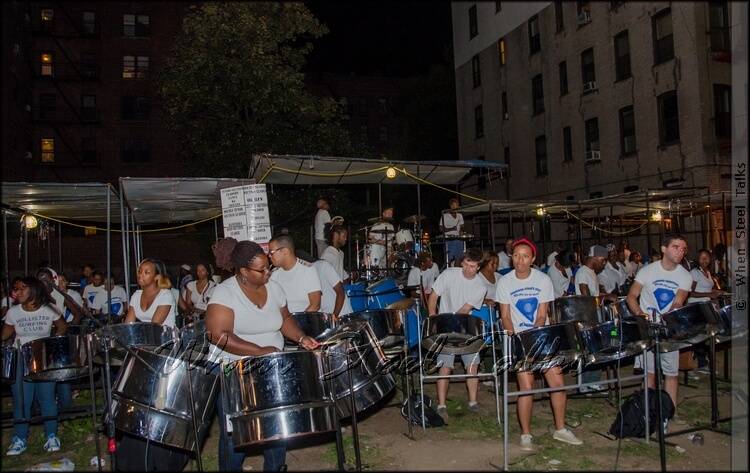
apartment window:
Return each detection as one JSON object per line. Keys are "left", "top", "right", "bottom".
{"left": 122, "top": 138, "right": 150, "bottom": 163}
{"left": 359, "top": 125, "right": 368, "bottom": 142}
{"left": 555, "top": 1, "right": 565, "bottom": 31}
{"left": 658, "top": 91, "right": 680, "bottom": 145}
{"left": 469, "top": 5, "right": 478, "bottom": 39}
{"left": 81, "top": 138, "right": 97, "bottom": 164}
{"left": 495, "top": 1, "right": 502, "bottom": 13}
{"left": 709, "top": 2, "right": 730, "bottom": 53}
{"left": 535, "top": 135, "right": 548, "bottom": 176}
{"left": 41, "top": 138, "right": 55, "bottom": 163}
{"left": 378, "top": 98, "right": 388, "bottom": 114}
{"left": 123, "top": 55, "right": 149, "bottom": 79}
{"left": 563, "top": 126, "right": 572, "bottom": 162}
{"left": 83, "top": 11, "right": 96, "bottom": 35}
{"left": 501, "top": 92, "right": 508, "bottom": 120}
{"left": 474, "top": 105, "right": 484, "bottom": 138}
{"left": 653, "top": 8, "right": 674, "bottom": 64}
{"left": 559, "top": 61, "right": 568, "bottom": 95}
{"left": 81, "top": 95, "right": 96, "bottom": 121}
{"left": 619, "top": 106, "right": 636, "bottom": 155}
{"left": 614, "top": 30, "right": 631, "bottom": 80}
{"left": 528, "top": 15, "right": 540, "bottom": 54}
{"left": 581, "top": 48, "right": 596, "bottom": 84}
{"left": 40, "top": 94, "right": 55, "bottom": 120}
{"left": 81, "top": 53, "right": 97, "bottom": 78}
{"left": 41, "top": 52, "right": 54, "bottom": 76}
{"left": 123, "top": 14, "right": 150, "bottom": 37}
{"left": 358, "top": 97, "right": 367, "bottom": 114}
{"left": 585, "top": 117, "right": 600, "bottom": 151}
{"left": 379, "top": 126, "right": 388, "bottom": 142}
{"left": 532, "top": 75, "right": 544, "bottom": 115}
{"left": 713, "top": 84, "right": 731, "bottom": 139}
{"left": 498, "top": 38, "right": 506, "bottom": 65}
{"left": 471, "top": 55, "right": 481, "bottom": 88}
{"left": 41, "top": 9, "right": 54, "bottom": 33}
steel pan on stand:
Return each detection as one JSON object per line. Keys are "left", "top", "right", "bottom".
{"left": 659, "top": 301, "right": 724, "bottom": 352}
{"left": 421, "top": 313, "right": 490, "bottom": 356}
{"left": 578, "top": 316, "right": 652, "bottom": 368}
{"left": 285, "top": 312, "right": 339, "bottom": 348}
{"left": 1, "top": 336, "right": 18, "bottom": 384}
{"left": 22, "top": 334, "right": 92, "bottom": 381}
{"left": 509, "top": 323, "right": 583, "bottom": 372}
{"left": 91, "top": 322, "right": 175, "bottom": 366}
{"left": 552, "top": 295, "right": 602, "bottom": 325}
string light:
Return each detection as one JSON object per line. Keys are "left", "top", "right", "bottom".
{"left": 386, "top": 167, "right": 397, "bottom": 179}
{"left": 24, "top": 215, "right": 38, "bottom": 229}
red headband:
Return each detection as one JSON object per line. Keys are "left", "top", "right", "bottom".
{"left": 512, "top": 238, "right": 537, "bottom": 257}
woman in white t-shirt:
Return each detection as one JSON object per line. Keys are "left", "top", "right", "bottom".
{"left": 2, "top": 277, "right": 67, "bottom": 455}
{"left": 124, "top": 258, "right": 175, "bottom": 328}
{"left": 183, "top": 262, "right": 216, "bottom": 318}
{"left": 688, "top": 249, "right": 722, "bottom": 303}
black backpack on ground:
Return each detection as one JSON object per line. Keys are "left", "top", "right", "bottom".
{"left": 609, "top": 388, "right": 675, "bottom": 439}
{"left": 400, "top": 392, "right": 445, "bottom": 428}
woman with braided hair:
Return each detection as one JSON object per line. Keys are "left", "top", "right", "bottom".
{"left": 207, "top": 238, "right": 319, "bottom": 472}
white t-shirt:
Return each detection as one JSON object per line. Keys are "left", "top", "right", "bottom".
{"left": 547, "top": 264, "right": 572, "bottom": 298}
{"left": 599, "top": 261, "right": 629, "bottom": 294}
{"left": 186, "top": 279, "right": 217, "bottom": 312}
{"left": 688, "top": 267, "right": 715, "bottom": 303}
{"left": 495, "top": 268, "right": 554, "bottom": 333}
{"left": 321, "top": 246, "right": 347, "bottom": 281}
{"left": 574, "top": 265, "right": 601, "bottom": 296}
{"left": 61, "top": 289, "right": 84, "bottom": 322}
{"left": 269, "top": 259, "right": 322, "bottom": 313}
{"left": 634, "top": 261, "right": 693, "bottom": 322}
{"left": 206, "top": 276, "right": 286, "bottom": 362}
{"left": 313, "top": 260, "right": 353, "bottom": 316}
{"left": 5, "top": 303, "right": 62, "bottom": 347}
{"left": 431, "top": 267, "right": 486, "bottom": 314}
{"left": 406, "top": 263, "right": 440, "bottom": 295}
{"left": 91, "top": 285, "right": 129, "bottom": 316}
{"left": 370, "top": 221, "right": 395, "bottom": 252}
{"left": 498, "top": 251, "right": 512, "bottom": 270}
{"left": 83, "top": 283, "right": 105, "bottom": 308}
{"left": 477, "top": 271, "right": 498, "bottom": 302}
{"left": 129, "top": 288, "right": 176, "bottom": 327}
{"left": 440, "top": 212, "right": 464, "bottom": 236}
{"left": 314, "top": 209, "right": 331, "bottom": 240}
{"left": 546, "top": 251, "right": 559, "bottom": 269}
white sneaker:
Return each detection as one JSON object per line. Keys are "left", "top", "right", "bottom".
{"left": 7, "top": 437, "right": 26, "bottom": 456}
{"left": 553, "top": 428, "right": 583, "bottom": 445}
{"left": 44, "top": 434, "right": 61, "bottom": 452}
{"left": 519, "top": 434, "right": 534, "bottom": 451}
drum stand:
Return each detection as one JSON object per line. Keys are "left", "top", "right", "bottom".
{"left": 646, "top": 322, "right": 670, "bottom": 473}
{"left": 330, "top": 356, "right": 364, "bottom": 472}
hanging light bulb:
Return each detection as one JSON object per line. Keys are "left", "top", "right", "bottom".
{"left": 650, "top": 210, "right": 662, "bottom": 222}
{"left": 386, "top": 167, "right": 397, "bottom": 179}
{"left": 24, "top": 215, "right": 38, "bottom": 229}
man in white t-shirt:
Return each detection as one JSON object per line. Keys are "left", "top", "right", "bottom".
{"left": 90, "top": 274, "right": 129, "bottom": 320}
{"left": 314, "top": 199, "right": 331, "bottom": 258}
{"left": 313, "top": 259, "right": 353, "bottom": 318}
{"left": 439, "top": 199, "right": 465, "bottom": 267}
{"left": 321, "top": 224, "right": 349, "bottom": 282}
{"left": 498, "top": 237, "right": 515, "bottom": 270}
{"left": 426, "top": 248, "right": 488, "bottom": 423}
{"left": 407, "top": 252, "right": 440, "bottom": 300}
{"left": 269, "top": 235, "right": 322, "bottom": 313}
{"left": 369, "top": 208, "right": 395, "bottom": 269}
{"left": 82, "top": 269, "right": 105, "bottom": 311}
{"left": 626, "top": 233, "right": 693, "bottom": 423}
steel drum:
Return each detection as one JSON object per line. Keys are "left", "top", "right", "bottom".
{"left": 177, "top": 319, "right": 211, "bottom": 364}
{"left": 552, "top": 295, "right": 602, "bottom": 324}
{"left": 341, "top": 309, "right": 407, "bottom": 349}
{"left": 288, "top": 312, "right": 338, "bottom": 346}
{"left": 1, "top": 336, "right": 17, "bottom": 383}
{"left": 320, "top": 319, "right": 396, "bottom": 418}
{"left": 578, "top": 316, "right": 651, "bottom": 367}
{"left": 22, "top": 334, "right": 91, "bottom": 381}
{"left": 91, "top": 322, "right": 175, "bottom": 366}
{"left": 223, "top": 350, "right": 335, "bottom": 447}
{"left": 510, "top": 323, "right": 583, "bottom": 372}
{"left": 659, "top": 301, "right": 724, "bottom": 352}
{"left": 713, "top": 302, "right": 747, "bottom": 343}
{"left": 421, "top": 313, "right": 490, "bottom": 356}
{"left": 599, "top": 298, "right": 637, "bottom": 322}
{"left": 110, "top": 345, "right": 220, "bottom": 451}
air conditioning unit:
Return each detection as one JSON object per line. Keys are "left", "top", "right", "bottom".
{"left": 583, "top": 81, "right": 598, "bottom": 93}
{"left": 585, "top": 150, "right": 601, "bottom": 162}
{"left": 578, "top": 11, "right": 592, "bottom": 25}
{"left": 24, "top": 104, "right": 32, "bottom": 112}
{"left": 25, "top": 151, "right": 32, "bottom": 159}
{"left": 13, "top": 44, "right": 20, "bottom": 53}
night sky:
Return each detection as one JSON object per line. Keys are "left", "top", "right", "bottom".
{"left": 304, "top": 1, "right": 453, "bottom": 78}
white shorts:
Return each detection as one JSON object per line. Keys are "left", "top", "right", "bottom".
{"left": 636, "top": 350, "right": 679, "bottom": 377}
{"left": 436, "top": 352, "right": 482, "bottom": 370}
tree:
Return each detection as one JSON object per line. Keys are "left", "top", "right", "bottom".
{"left": 157, "top": 3, "right": 356, "bottom": 177}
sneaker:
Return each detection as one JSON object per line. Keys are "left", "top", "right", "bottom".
{"left": 578, "top": 385, "right": 593, "bottom": 394}
{"left": 588, "top": 383, "right": 607, "bottom": 392}
{"left": 468, "top": 402, "right": 490, "bottom": 416}
{"left": 553, "top": 428, "right": 583, "bottom": 445}
{"left": 519, "top": 434, "right": 534, "bottom": 451}
{"left": 482, "top": 380, "right": 495, "bottom": 386}
{"left": 7, "top": 437, "right": 26, "bottom": 456}
{"left": 44, "top": 434, "right": 61, "bottom": 452}
{"left": 436, "top": 406, "right": 450, "bottom": 424}
{"left": 697, "top": 365, "right": 711, "bottom": 374}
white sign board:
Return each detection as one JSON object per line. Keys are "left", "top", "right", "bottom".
{"left": 220, "top": 184, "right": 272, "bottom": 247}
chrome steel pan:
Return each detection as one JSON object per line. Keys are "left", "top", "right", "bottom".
{"left": 578, "top": 316, "right": 651, "bottom": 367}
{"left": 1, "top": 336, "right": 17, "bottom": 383}
{"left": 22, "top": 334, "right": 91, "bottom": 381}
{"left": 552, "top": 296, "right": 601, "bottom": 324}
{"left": 713, "top": 302, "right": 748, "bottom": 344}
{"left": 510, "top": 323, "right": 583, "bottom": 372}
{"left": 420, "top": 313, "right": 489, "bottom": 356}
{"left": 177, "top": 319, "right": 210, "bottom": 365}
{"left": 660, "top": 301, "right": 724, "bottom": 352}
{"left": 287, "top": 312, "right": 338, "bottom": 347}
{"left": 91, "top": 322, "right": 175, "bottom": 366}
{"left": 110, "top": 346, "right": 219, "bottom": 452}
{"left": 340, "top": 309, "right": 404, "bottom": 349}
{"left": 223, "top": 350, "right": 335, "bottom": 447}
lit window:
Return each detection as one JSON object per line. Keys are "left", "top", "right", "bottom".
{"left": 123, "top": 55, "right": 149, "bottom": 79}
{"left": 41, "top": 138, "right": 55, "bottom": 163}
{"left": 498, "top": 38, "right": 506, "bottom": 65}
{"left": 41, "top": 53, "right": 54, "bottom": 76}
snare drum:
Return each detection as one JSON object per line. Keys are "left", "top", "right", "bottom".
{"left": 510, "top": 323, "right": 583, "bottom": 372}
{"left": 366, "top": 278, "right": 405, "bottom": 310}
{"left": 660, "top": 301, "right": 723, "bottom": 352}
{"left": 421, "top": 313, "right": 491, "bottom": 356}
{"left": 395, "top": 229, "right": 414, "bottom": 251}
{"left": 223, "top": 350, "right": 335, "bottom": 447}
{"left": 320, "top": 319, "right": 396, "bottom": 417}
{"left": 22, "top": 334, "right": 92, "bottom": 381}
{"left": 578, "top": 316, "right": 651, "bottom": 368}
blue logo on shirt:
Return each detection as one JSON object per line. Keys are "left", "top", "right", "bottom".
{"left": 654, "top": 288, "right": 676, "bottom": 311}
{"left": 516, "top": 298, "right": 539, "bottom": 323}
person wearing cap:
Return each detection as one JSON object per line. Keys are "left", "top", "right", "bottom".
{"left": 439, "top": 198, "right": 465, "bottom": 267}
{"left": 626, "top": 233, "right": 693, "bottom": 428}
{"left": 331, "top": 215, "right": 344, "bottom": 227}
{"left": 496, "top": 238, "right": 584, "bottom": 451}
{"left": 314, "top": 199, "right": 332, "bottom": 258}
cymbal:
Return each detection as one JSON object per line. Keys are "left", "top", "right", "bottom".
{"left": 385, "top": 298, "right": 415, "bottom": 311}
{"left": 403, "top": 215, "right": 426, "bottom": 223}
{"left": 368, "top": 216, "right": 393, "bottom": 223}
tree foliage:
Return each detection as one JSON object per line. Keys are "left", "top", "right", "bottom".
{"left": 157, "top": 3, "right": 356, "bottom": 177}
